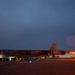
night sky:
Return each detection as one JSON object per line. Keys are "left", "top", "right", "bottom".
{"left": 0, "top": 0, "right": 75, "bottom": 50}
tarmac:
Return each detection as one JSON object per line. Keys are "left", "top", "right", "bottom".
{"left": 0, "top": 59, "right": 75, "bottom": 75}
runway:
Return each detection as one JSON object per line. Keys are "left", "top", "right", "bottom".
{"left": 0, "top": 59, "right": 75, "bottom": 75}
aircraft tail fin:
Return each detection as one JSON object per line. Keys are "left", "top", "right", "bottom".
{"left": 50, "top": 42, "right": 56, "bottom": 50}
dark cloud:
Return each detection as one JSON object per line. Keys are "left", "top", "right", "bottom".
{"left": 0, "top": 0, "right": 75, "bottom": 50}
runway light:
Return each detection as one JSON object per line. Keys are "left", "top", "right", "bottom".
{"left": 29, "top": 61, "right": 32, "bottom": 63}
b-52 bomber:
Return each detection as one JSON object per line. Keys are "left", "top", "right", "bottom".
{"left": 0, "top": 42, "right": 75, "bottom": 61}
